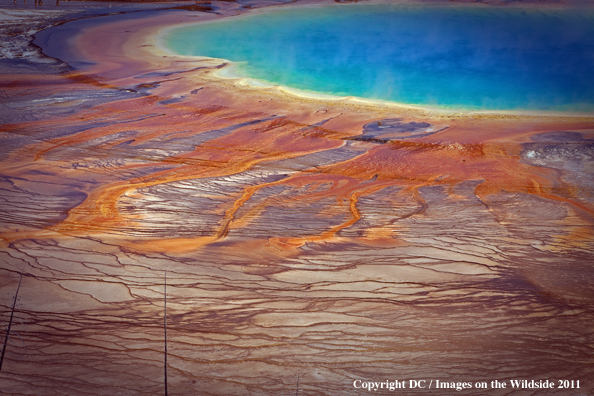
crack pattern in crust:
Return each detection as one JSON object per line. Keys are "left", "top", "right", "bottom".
{"left": 1, "top": 4, "right": 594, "bottom": 396}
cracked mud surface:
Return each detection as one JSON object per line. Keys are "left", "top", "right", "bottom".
{"left": 1, "top": 3, "right": 594, "bottom": 395}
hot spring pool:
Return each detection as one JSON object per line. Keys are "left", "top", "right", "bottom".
{"left": 163, "top": 4, "right": 594, "bottom": 112}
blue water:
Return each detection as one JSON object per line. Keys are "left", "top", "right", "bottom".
{"left": 164, "top": 5, "right": 594, "bottom": 111}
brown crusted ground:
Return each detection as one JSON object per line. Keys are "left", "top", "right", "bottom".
{"left": 1, "top": 2, "right": 594, "bottom": 395}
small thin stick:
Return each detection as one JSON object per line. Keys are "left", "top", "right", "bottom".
{"left": 0, "top": 271, "right": 23, "bottom": 373}
{"left": 295, "top": 374, "right": 300, "bottom": 396}
{"left": 164, "top": 270, "right": 168, "bottom": 396}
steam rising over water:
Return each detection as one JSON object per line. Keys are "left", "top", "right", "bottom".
{"left": 166, "top": 4, "right": 594, "bottom": 111}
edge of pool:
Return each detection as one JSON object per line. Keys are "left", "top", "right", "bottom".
{"left": 149, "top": 0, "right": 594, "bottom": 120}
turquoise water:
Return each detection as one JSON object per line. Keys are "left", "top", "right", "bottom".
{"left": 164, "top": 5, "right": 594, "bottom": 111}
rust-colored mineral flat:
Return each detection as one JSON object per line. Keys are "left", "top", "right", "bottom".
{"left": 1, "top": 2, "right": 593, "bottom": 395}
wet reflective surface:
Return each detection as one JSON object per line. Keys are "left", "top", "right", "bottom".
{"left": 166, "top": 4, "right": 594, "bottom": 111}
{"left": 1, "top": 4, "right": 594, "bottom": 395}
